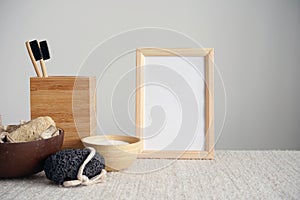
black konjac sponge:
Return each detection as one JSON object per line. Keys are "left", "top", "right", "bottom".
{"left": 44, "top": 148, "right": 105, "bottom": 184}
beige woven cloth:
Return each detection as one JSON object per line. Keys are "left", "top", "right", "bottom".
{"left": 0, "top": 151, "right": 299, "bottom": 200}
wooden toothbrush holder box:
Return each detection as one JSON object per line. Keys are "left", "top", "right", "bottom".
{"left": 30, "top": 76, "right": 96, "bottom": 149}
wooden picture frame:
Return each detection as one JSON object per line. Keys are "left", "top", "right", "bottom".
{"left": 136, "top": 48, "right": 214, "bottom": 159}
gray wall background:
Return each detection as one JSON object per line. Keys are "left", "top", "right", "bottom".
{"left": 0, "top": 0, "right": 299, "bottom": 150}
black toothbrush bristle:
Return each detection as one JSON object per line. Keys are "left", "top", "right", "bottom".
{"left": 39, "top": 40, "right": 50, "bottom": 60}
{"left": 29, "top": 40, "right": 42, "bottom": 61}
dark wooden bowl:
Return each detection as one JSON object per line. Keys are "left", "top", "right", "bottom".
{"left": 0, "top": 129, "right": 64, "bottom": 178}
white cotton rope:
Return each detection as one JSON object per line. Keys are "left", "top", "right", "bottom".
{"left": 63, "top": 147, "right": 107, "bottom": 187}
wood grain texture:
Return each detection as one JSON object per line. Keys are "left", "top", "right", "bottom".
{"left": 138, "top": 150, "right": 213, "bottom": 159}
{"left": 136, "top": 49, "right": 145, "bottom": 150}
{"left": 137, "top": 48, "right": 212, "bottom": 57}
{"left": 30, "top": 76, "right": 96, "bottom": 149}
{"left": 136, "top": 48, "right": 214, "bottom": 159}
{"left": 205, "top": 49, "right": 214, "bottom": 158}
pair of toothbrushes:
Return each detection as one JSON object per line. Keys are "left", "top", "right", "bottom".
{"left": 25, "top": 40, "right": 50, "bottom": 77}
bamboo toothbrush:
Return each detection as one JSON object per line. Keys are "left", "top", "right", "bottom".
{"left": 29, "top": 40, "right": 48, "bottom": 77}
{"left": 25, "top": 41, "right": 42, "bottom": 77}
{"left": 39, "top": 40, "right": 50, "bottom": 77}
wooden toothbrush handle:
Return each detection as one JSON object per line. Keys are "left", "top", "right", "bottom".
{"left": 40, "top": 59, "right": 48, "bottom": 77}
{"left": 25, "top": 41, "right": 42, "bottom": 77}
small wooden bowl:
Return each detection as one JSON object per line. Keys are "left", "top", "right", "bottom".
{"left": 81, "top": 135, "right": 141, "bottom": 171}
{"left": 0, "top": 129, "right": 64, "bottom": 178}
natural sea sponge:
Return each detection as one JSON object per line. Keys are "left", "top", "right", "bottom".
{"left": 44, "top": 148, "right": 105, "bottom": 185}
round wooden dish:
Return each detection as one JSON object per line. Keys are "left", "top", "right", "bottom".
{"left": 0, "top": 129, "right": 64, "bottom": 178}
{"left": 81, "top": 135, "right": 141, "bottom": 171}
